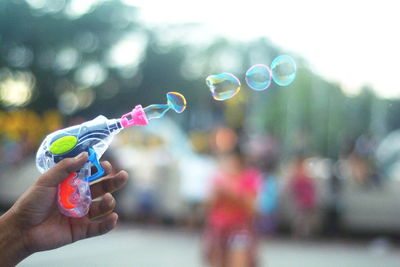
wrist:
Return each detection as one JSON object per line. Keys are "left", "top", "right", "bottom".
{"left": 0, "top": 209, "right": 32, "bottom": 266}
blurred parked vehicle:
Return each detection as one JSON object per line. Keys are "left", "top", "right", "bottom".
{"left": 279, "top": 143, "right": 400, "bottom": 235}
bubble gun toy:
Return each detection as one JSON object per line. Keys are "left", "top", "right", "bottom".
{"left": 36, "top": 92, "right": 186, "bottom": 217}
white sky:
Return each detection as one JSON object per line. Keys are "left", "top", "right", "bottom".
{"left": 123, "top": 0, "right": 400, "bottom": 98}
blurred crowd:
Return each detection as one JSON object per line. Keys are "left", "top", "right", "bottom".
{"left": 103, "top": 123, "right": 387, "bottom": 240}
{"left": 105, "top": 124, "right": 392, "bottom": 266}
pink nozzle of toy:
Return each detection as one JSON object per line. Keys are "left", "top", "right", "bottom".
{"left": 120, "top": 105, "right": 149, "bottom": 128}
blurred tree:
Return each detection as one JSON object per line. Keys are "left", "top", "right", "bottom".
{"left": 0, "top": 0, "right": 396, "bottom": 159}
{"left": 0, "top": 0, "right": 140, "bottom": 114}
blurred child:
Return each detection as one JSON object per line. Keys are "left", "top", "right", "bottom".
{"left": 288, "top": 155, "right": 316, "bottom": 238}
{"left": 203, "top": 147, "right": 261, "bottom": 267}
{"left": 257, "top": 161, "right": 279, "bottom": 235}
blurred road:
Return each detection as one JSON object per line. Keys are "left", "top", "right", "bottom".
{"left": 20, "top": 225, "right": 400, "bottom": 267}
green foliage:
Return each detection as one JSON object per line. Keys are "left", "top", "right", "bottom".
{"left": 0, "top": 0, "right": 397, "bottom": 158}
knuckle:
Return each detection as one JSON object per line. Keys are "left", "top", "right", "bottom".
{"left": 102, "top": 179, "right": 112, "bottom": 192}
{"left": 60, "top": 157, "right": 75, "bottom": 167}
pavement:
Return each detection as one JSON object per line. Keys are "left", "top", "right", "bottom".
{"left": 20, "top": 224, "right": 400, "bottom": 267}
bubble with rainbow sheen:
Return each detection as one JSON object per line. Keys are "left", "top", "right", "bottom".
{"left": 270, "top": 55, "right": 297, "bottom": 86}
{"left": 143, "top": 91, "right": 186, "bottom": 120}
{"left": 143, "top": 104, "right": 169, "bottom": 120}
{"left": 245, "top": 64, "right": 272, "bottom": 91}
{"left": 167, "top": 92, "right": 186, "bottom": 113}
{"left": 206, "top": 73, "right": 241, "bottom": 101}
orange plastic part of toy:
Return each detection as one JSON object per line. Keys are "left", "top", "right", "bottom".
{"left": 59, "top": 172, "right": 77, "bottom": 209}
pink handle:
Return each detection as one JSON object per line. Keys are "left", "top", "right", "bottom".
{"left": 120, "top": 105, "right": 149, "bottom": 128}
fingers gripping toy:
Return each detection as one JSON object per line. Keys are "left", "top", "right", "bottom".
{"left": 36, "top": 92, "right": 186, "bottom": 217}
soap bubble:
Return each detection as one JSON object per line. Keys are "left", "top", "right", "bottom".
{"left": 143, "top": 104, "right": 169, "bottom": 120}
{"left": 206, "top": 73, "right": 241, "bottom": 101}
{"left": 270, "top": 55, "right": 297, "bottom": 86}
{"left": 144, "top": 91, "right": 187, "bottom": 120}
{"left": 167, "top": 92, "right": 186, "bottom": 113}
{"left": 245, "top": 64, "right": 272, "bottom": 91}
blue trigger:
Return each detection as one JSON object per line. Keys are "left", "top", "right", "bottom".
{"left": 87, "top": 148, "right": 105, "bottom": 182}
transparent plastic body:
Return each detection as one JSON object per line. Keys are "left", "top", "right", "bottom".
{"left": 37, "top": 117, "right": 120, "bottom": 169}
{"left": 36, "top": 106, "right": 148, "bottom": 218}
{"left": 36, "top": 93, "right": 186, "bottom": 218}
{"left": 58, "top": 164, "right": 92, "bottom": 217}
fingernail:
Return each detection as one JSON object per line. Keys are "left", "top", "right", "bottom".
{"left": 75, "top": 152, "right": 87, "bottom": 159}
{"left": 109, "top": 198, "right": 116, "bottom": 208}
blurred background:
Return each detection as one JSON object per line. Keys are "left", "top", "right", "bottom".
{"left": 1, "top": 0, "right": 400, "bottom": 266}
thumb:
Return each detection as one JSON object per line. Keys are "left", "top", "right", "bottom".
{"left": 36, "top": 152, "right": 88, "bottom": 187}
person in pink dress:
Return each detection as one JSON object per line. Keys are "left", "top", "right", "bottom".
{"left": 203, "top": 147, "right": 262, "bottom": 267}
{"left": 288, "top": 155, "right": 316, "bottom": 238}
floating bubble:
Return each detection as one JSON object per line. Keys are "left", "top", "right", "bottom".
{"left": 206, "top": 73, "right": 241, "bottom": 101}
{"left": 143, "top": 104, "right": 169, "bottom": 120}
{"left": 270, "top": 55, "right": 297, "bottom": 86}
{"left": 144, "top": 91, "right": 187, "bottom": 120}
{"left": 167, "top": 92, "right": 186, "bottom": 113}
{"left": 245, "top": 64, "right": 272, "bottom": 91}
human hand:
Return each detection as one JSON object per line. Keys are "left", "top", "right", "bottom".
{"left": 0, "top": 152, "right": 128, "bottom": 266}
